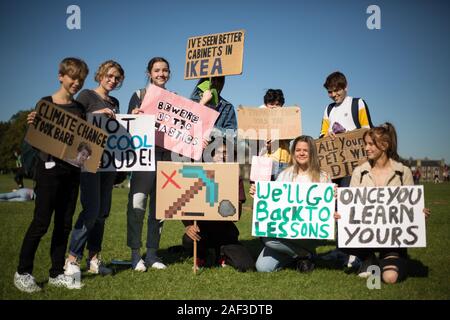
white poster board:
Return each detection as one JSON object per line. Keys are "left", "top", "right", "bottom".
{"left": 337, "top": 186, "right": 426, "bottom": 248}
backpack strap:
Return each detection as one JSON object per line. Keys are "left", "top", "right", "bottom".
{"left": 139, "top": 88, "right": 146, "bottom": 106}
{"left": 360, "top": 170, "right": 369, "bottom": 184}
{"left": 326, "top": 102, "right": 336, "bottom": 118}
{"left": 352, "top": 98, "right": 374, "bottom": 129}
{"left": 395, "top": 170, "right": 404, "bottom": 185}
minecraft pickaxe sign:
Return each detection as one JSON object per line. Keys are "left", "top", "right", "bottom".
{"left": 164, "top": 166, "right": 218, "bottom": 218}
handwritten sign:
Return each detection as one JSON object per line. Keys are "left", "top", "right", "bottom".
{"left": 252, "top": 181, "right": 335, "bottom": 240}
{"left": 315, "top": 129, "right": 368, "bottom": 179}
{"left": 89, "top": 114, "right": 155, "bottom": 171}
{"left": 25, "top": 99, "right": 107, "bottom": 173}
{"left": 250, "top": 156, "right": 273, "bottom": 182}
{"left": 156, "top": 162, "right": 239, "bottom": 221}
{"left": 237, "top": 106, "right": 301, "bottom": 140}
{"left": 337, "top": 186, "right": 426, "bottom": 248}
{"left": 140, "top": 85, "right": 219, "bottom": 160}
{"left": 185, "top": 30, "right": 245, "bottom": 79}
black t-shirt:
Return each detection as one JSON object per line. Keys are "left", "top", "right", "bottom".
{"left": 76, "top": 89, "right": 120, "bottom": 114}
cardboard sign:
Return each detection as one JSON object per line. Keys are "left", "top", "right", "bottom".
{"left": 156, "top": 162, "right": 239, "bottom": 221}
{"left": 315, "top": 129, "right": 368, "bottom": 179}
{"left": 252, "top": 181, "right": 335, "bottom": 240}
{"left": 89, "top": 114, "right": 156, "bottom": 172}
{"left": 237, "top": 106, "right": 301, "bottom": 140}
{"left": 337, "top": 186, "right": 426, "bottom": 248}
{"left": 140, "top": 85, "right": 219, "bottom": 160}
{"left": 185, "top": 30, "right": 245, "bottom": 79}
{"left": 25, "top": 99, "right": 107, "bottom": 173}
{"left": 250, "top": 156, "right": 273, "bottom": 182}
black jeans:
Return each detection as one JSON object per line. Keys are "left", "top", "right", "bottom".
{"left": 17, "top": 159, "right": 80, "bottom": 278}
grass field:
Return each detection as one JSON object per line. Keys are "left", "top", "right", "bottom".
{"left": 0, "top": 174, "right": 449, "bottom": 300}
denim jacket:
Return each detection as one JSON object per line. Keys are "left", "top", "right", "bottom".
{"left": 190, "top": 87, "right": 237, "bottom": 135}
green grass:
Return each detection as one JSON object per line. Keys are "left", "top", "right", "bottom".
{"left": 0, "top": 174, "right": 449, "bottom": 300}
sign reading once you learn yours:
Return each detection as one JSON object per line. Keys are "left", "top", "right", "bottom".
{"left": 139, "top": 85, "right": 219, "bottom": 160}
{"left": 89, "top": 114, "right": 155, "bottom": 171}
{"left": 25, "top": 99, "right": 107, "bottom": 173}
{"left": 337, "top": 186, "right": 426, "bottom": 248}
{"left": 237, "top": 106, "right": 302, "bottom": 140}
{"left": 156, "top": 162, "right": 239, "bottom": 221}
{"left": 252, "top": 181, "right": 335, "bottom": 240}
{"left": 315, "top": 129, "right": 368, "bottom": 179}
{"left": 185, "top": 30, "right": 245, "bottom": 79}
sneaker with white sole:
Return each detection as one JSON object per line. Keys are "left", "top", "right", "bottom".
{"left": 64, "top": 258, "right": 81, "bottom": 276}
{"left": 14, "top": 272, "right": 41, "bottom": 293}
{"left": 149, "top": 261, "right": 167, "bottom": 270}
{"left": 132, "top": 259, "right": 147, "bottom": 272}
{"left": 48, "top": 274, "right": 83, "bottom": 289}
{"left": 87, "top": 257, "right": 113, "bottom": 275}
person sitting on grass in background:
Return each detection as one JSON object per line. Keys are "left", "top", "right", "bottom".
{"left": 14, "top": 57, "right": 89, "bottom": 293}
{"left": 0, "top": 187, "right": 35, "bottom": 202}
{"left": 181, "top": 137, "right": 254, "bottom": 272}
{"left": 334, "top": 122, "right": 431, "bottom": 284}
{"left": 250, "top": 135, "right": 331, "bottom": 273}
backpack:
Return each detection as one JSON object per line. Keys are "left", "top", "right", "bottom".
{"left": 220, "top": 244, "right": 255, "bottom": 272}
{"left": 360, "top": 169, "right": 404, "bottom": 185}
{"left": 326, "top": 98, "right": 374, "bottom": 129}
{"left": 20, "top": 140, "right": 39, "bottom": 180}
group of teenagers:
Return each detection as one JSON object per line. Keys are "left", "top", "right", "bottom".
{"left": 13, "top": 56, "right": 431, "bottom": 294}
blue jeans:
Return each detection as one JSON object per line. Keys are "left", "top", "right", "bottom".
{"left": 255, "top": 238, "right": 317, "bottom": 272}
{"left": 126, "top": 150, "right": 171, "bottom": 250}
{"left": 68, "top": 171, "right": 116, "bottom": 259}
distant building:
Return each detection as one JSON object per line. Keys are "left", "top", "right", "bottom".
{"left": 401, "top": 158, "right": 447, "bottom": 182}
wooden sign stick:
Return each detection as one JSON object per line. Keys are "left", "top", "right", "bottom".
{"left": 193, "top": 220, "right": 198, "bottom": 274}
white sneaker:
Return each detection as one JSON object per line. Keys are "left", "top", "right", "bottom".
{"left": 48, "top": 274, "right": 83, "bottom": 289}
{"left": 133, "top": 259, "right": 147, "bottom": 272}
{"left": 87, "top": 257, "right": 113, "bottom": 275}
{"left": 150, "top": 261, "right": 167, "bottom": 270}
{"left": 64, "top": 258, "right": 81, "bottom": 276}
{"left": 14, "top": 272, "right": 41, "bottom": 293}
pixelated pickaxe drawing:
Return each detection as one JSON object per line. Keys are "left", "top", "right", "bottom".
{"left": 164, "top": 166, "right": 218, "bottom": 218}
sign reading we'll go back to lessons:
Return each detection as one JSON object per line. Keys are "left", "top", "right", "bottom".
{"left": 185, "top": 30, "right": 245, "bottom": 79}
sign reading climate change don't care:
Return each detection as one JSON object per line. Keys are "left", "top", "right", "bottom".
{"left": 185, "top": 30, "right": 245, "bottom": 79}
{"left": 25, "top": 99, "right": 107, "bottom": 173}
{"left": 337, "top": 186, "right": 426, "bottom": 248}
{"left": 252, "top": 182, "right": 336, "bottom": 240}
{"left": 140, "top": 85, "right": 219, "bottom": 160}
{"left": 89, "top": 114, "right": 155, "bottom": 171}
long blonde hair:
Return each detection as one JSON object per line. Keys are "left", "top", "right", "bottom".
{"left": 289, "top": 135, "right": 321, "bottom": 182}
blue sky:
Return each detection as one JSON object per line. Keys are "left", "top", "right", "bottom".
{"left": 1, "top": 0, "right": 449, "bottom": 162}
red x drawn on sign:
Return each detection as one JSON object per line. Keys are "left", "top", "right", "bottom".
{"left": 162, "top": 170, "right": 181, "bottom": 189}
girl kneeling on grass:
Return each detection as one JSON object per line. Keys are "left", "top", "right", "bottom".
{"left": 335, "top": 123, "right": 431, "bottom": 284}
{"left": 250, "top": 135, "right": 331, "bottom": 273}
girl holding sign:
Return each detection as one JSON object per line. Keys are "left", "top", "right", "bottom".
{"left": 250, "top": 135, "right": 331, "bottom": 273}
{"left": 126, "top": 57, "right": 172, "bottom": 271}
{"left": 64, "top": 60, "right": 125, "bottom": 280}
{"left": 336, "top": 123, "right": 431, "bottom": 284}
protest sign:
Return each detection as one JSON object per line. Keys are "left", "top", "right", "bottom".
{"left": 250, "top": 156, "right": 273, "bottom": 182}
{"left": 185, "top": 30, "right": 245, "bottom": 79}
{"left": 89, "top": 114, "right": 155, "bottom": 171}
{"left": 252, "top": 181, "right": 335, "bottom": 240}
{"left": 315, "top": 129, "right": 368, "bottom": 179}
{"left": 156, "top": 162, "right": 239, "bottom": 221}
{"left": 25, "top": 99, "right": 107, "bottom": 173}
{"left": 237, "top": 106, "right": 301, "bottom": 140}
{"left": 140, "top": 85, "right": 219, "bottom": 160}
{"left": 337, "top": 186, "right": 426, "bottom": 248}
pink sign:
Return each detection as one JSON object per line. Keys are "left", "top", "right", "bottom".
{"left": 250, "top": 156, "right": 273, "bottom": 182}
{"left": 140, "top": 85, "right": 219, "bottom": 160}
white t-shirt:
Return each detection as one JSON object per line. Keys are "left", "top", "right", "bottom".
{"left": 276, "top": 166, "right": 331, "bottom": 183}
